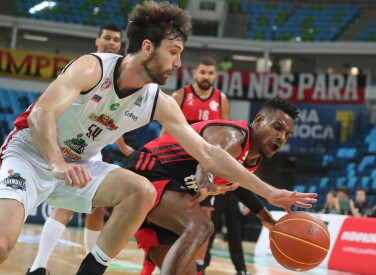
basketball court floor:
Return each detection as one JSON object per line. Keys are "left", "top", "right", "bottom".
{"left": 1, "top": 224, "right": 358, "bottom": 275}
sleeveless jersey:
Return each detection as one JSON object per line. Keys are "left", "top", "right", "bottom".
{"left": 143, "top": 119, "right": 261, "bottom": 186}
{"left": 180, "top": 85, "right": 222, "bottom": 124}
{"left": 2, "top": 53, "right": 159, "bottom": 165}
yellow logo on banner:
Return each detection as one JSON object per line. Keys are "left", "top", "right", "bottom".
{"left": 336, "top": 111, "right": 354, "bottom": 143}
{"left": 0, "top": 47, "right": 75, "bottom": 82}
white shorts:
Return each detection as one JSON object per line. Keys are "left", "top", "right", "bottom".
{"left": 0, "top": 142, "right": 119, "bottom": 221}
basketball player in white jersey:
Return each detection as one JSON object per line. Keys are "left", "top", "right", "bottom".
{"left": 26, "top": 23, "right": 135, "bottom": 275}
{"left": 0, "top": 2, "right": 317, "bottom": 275}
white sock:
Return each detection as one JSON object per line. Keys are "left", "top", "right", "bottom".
{"left": 30, "top": 217, "right": 66, "bottom": 271}
{"left": 84, "top": 228, "right": 100, "bottom": 254}
{"left": 196, "top": 259, "right": 204, "bottom": 265}
{"left": 91, "top": 244, "right": 114, "bottom": 266}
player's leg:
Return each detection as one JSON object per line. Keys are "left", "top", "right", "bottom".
{"left": 148, "top": 245, "right": 170, "bottom": 269}
{"left": 148, "top": 244, "right": 196, "bottom": 275}
{"left": 147, "top": 190, "right": 214, "bottom": 275}
{"left": 140, "top": 254, "right": 158, "bottom": 275}
{"left": 28, "top": 208, "right": 74, "bottom": 273}
{"left": 224, "top": 194, "right": 248, "bottom": 274}
{"left": 0, "top": 199, "right": 24, "bottom": 264}
{"left": 196, "top": 196, "right": 213, "bottom": 274}
{"left": 84, "top": 207, "right": 105, "bottom": 254}
{"left": 204, "top": 195, "right": 225, "bottom": 271}
{"left": 0, "top": 155, "right": 43, "bottom": 265}
{"left": 76, "top": 167, "right": 156, "bottom": 275}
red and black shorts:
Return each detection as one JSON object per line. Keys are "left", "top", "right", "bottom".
{"left": 134, "top": 220, "right": 179, "bottom": 255}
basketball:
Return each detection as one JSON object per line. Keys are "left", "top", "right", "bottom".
{"left": 269, "top": 211, "right": 330, "bottom": 272}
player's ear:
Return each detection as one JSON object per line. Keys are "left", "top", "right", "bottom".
{"left": 254, "top": 113, "right": 264, "bottom": 128}
{"left": 142, "top": 39, "right": 154, "bottom": 55}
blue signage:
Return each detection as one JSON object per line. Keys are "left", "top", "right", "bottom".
{"left": 249, "top": 103, "right": 368, "bottom": 155}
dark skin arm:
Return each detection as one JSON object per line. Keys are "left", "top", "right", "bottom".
{"left": 233, "top": 187, "right": 276, "bottom": 230}
{"left": 188, "top": 125, "right": 247, "bottom": 208}
{"left": 189, "top": 124, "right": 315, "bottom": 212}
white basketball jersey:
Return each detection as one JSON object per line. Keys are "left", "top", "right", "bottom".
{"left": 3, "top": 53, "right": 159, "bottom": 164}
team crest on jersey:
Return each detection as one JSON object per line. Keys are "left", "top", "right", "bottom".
{"left": 63, "top": 133, "right": 88, "bottom": 154}
{"left": 187, "top": 93, "right": 194, "bottom": 106}
{"left": 134, "top": 95, "right": 143, "bottom": 107}
{"left": 1, "top": 169, "right": 26, "bottom": 191}
{"left": 89, "top": 113, "right": 119, "bottom": 131}
{"left": 91, "top": 94, "right": 102, "bottom": 102}
{"left": 209, "top": 100, "right": 219, "bottom": 111}
{"left": 100, "top": 78, "right": 112, "bottom": 91}
{"left": 110, "top": 103, "right": 120, "bottom": 111}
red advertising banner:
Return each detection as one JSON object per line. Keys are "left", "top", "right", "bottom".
{"left": 328, "top": 217, "right": 376, "bottom": 275}
{"left": 177, "top": 68, "right": 366, "bottom": 104}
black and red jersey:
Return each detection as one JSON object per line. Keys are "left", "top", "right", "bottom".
{"left": 141, "top": 119, "right": 260, "bottom": 186}
{"left": 180, "top": 85, "right": 222, "bottom": 124}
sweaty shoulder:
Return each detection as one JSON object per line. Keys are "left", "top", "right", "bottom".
{"left": 63, "top": 55, "right": 102, "bottom": 77}
{"left": 202, "top": 124, "right": 246, "bottom": 156}
{"left": 59, "top": 54, "right": 102, "bottom": 92}
{"left": 203, "top": 124, "right": 245, "bottom": 139}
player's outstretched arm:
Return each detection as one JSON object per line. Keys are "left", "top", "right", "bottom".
{"left": 154, "top": 92, "right": 317, "bottom": 211}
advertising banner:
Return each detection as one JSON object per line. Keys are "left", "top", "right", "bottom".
{"left": 249, "top": 102, "right": 368, "bottom": 155}
{"left": 177, "top": 68, "right": 367, "bottom": 104}
{"left": 0, "top": 47, "right": 74, "bottom": 82}
{"left": 328, "top": 217, "right": 376, "bottom": 275}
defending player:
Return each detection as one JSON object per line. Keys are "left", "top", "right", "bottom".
{"left": 122, "top": 98, "right": 316, "bottom": 274}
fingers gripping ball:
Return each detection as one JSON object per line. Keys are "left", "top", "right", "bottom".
{"left": 269, "top": 211, "right": 330, "bottom": 272}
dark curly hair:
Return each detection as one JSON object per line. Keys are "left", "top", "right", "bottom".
{"left": 98, "top": 23, "right": 122, "bottom": 38}
{"left": 261, "top": 97, "right": 299, "bottom": 120}
{"left": 126, "top": 1, "right": 192, "bottom": 54}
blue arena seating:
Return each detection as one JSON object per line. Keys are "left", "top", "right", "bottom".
{"left": 245, "top": 2, "right": 360, "bottom": 41}
{"left": 293, "top": 122, "right": 376, "bottom": 211}
{"left": 16, "top": 0, "right": 185, "bottom": 28}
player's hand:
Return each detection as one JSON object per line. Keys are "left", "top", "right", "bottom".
{"left": 187, "top": 183, "right": 239, "bottom": 212}
{"left": 267, "top": 189, "right": 317, "bottom": 213}
{"left": 51, "top": 162, "right": 92, "bottom": 188}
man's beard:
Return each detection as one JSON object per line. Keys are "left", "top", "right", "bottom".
{"left": 143, "top": 52, "right": 168, "bottom": 85}
{"left": 197, "top": 80, "right": 213, "bottom": 91}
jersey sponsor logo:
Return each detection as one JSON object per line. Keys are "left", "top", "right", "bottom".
{"left": 91, "top": 94, "right": 102, "bottom": 102}
{"left": 125, "top": 111, "right": 138, "bottom": 121}
{"left": 1, "top": 169, "right": 26, "bottom": 191}
{"left": 134, "top": 95, "right": 143, "bottom": 107}
{"left": 89, "top": 113, "right": 118, "bottom": 131}
{"left": 63, "top": 133, "right": 87, "bottom": 154}
{"left": 60, "top": 146, "right": 82, "bottom": 162}
{"left": 187, "top": 93, "right": 194, "bottom": 106}
{"left": 110, "top": 103, "right": 120, "bottom": 111}
{"left": 100, "top": 77, "right": 111, "bottom": 91}
{"left": 184, "top": 174, "right": 199, "bottom": 192}
{"left": 209, "top": 100, "right": 219, "bottom": 111}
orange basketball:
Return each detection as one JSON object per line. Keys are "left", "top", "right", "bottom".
{"left": 269, "top": 211, "right": 330, "bottom": 272}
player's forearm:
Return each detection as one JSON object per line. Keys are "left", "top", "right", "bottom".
{"left": 256, "top": 207, "right": 276, "bottom": 230}
{"left": 203, "top": 145, "right": 274, "bottom": 199}
{"left": 28, "top": 106, "right": 65, "bottom": 168}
